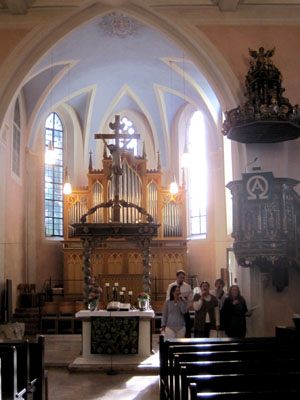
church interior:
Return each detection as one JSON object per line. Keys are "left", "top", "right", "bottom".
{"left": 1, "top": 0, "right": 300, "bottom": 399}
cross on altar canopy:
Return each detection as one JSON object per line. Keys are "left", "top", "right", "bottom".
{"left": 94, "top": 115, "right": 141, "bottom": 221}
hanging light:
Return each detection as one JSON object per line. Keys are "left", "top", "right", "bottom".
{"left": 170, "top": 178, "right": 179, "bottom": 194}
{"left": 181, "top": 137, "right": 190, "bottom": 168}
{"left": 63, "top": 166, "right": 72, "bottom": 195}
{"left": 45, "top": 140, "right": 56, "bottom": 165}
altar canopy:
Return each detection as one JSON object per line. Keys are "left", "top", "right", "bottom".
{"left": 63, "top": 115, "right": 188, "bottom": 305}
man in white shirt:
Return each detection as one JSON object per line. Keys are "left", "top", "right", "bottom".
{"left": 166, "top": 270, "right": 193, "bottom": 337}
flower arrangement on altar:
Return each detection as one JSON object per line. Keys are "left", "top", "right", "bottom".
{"left": 137, "top": 291, "right": 150, "bottom": 300}
{"left": 137, "top": 291, "right": 150, "bottom": 311}
{"left": 88, "top": 277, "right": 102, "bottom": 310}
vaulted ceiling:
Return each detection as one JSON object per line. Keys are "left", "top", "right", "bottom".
{"left": 23, "top": 11, "right": 221, "bottom": 171}
{"left": 3, "top": 1, "right": 297, "bottom": 175}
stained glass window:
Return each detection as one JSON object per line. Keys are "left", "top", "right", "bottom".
{"left": 44, "top": 112, "right": 64, "bottom": 236}
{"left": 120, "top": 117, "right": 137, "bottom": 155}
{"left": 187, "top": 111, "right": 207, "bottom": 238}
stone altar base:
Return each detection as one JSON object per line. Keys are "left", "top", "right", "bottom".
{"left": 69, "top": 309, "right": 158, "bottom": 373}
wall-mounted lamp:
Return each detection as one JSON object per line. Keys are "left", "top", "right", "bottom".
{"left": 63, "top": 166, "right": 72, "bottom": 195}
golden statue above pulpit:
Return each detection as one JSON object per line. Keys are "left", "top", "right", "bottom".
{"left": 62, "top": 115, "right": 188, "bottom": 308}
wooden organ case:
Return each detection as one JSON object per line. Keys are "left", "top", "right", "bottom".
{"left": 62, "top": 148, "right": 188, "bottom": 299}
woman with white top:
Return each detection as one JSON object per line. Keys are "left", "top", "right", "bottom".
{"left": 161, "top": 285, "right": 188, "bottom": 339}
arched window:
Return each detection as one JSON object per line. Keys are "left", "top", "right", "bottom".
{"left": 119, "top": 116, "right": 138, "bottom": 155}
{"left": 186, "top": 111, "right": 207, "bottom": 238}
{"left": 12, "top": 98, "right": 21, "bottom": 176}
{"left": 44, "top": 112, "right": 64, "bottom": 236}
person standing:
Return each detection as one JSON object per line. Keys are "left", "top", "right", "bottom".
{"left": 193, "top": 281, "right": 220, "bottom": 338}
{"left": 210, "top": 278, "right": 227, "bottom": 337}
{"left": 221, "top": 285, "right": 250, "bottom": 338}
{"left": 166, "top": 270, "right": 193, "bottom": 337}
{"left": 161, "top": 285, "right": 188, "bottom": 339}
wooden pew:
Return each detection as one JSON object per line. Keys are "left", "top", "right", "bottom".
{"left": 177, "top": 358, "right": 300, "bottom": 400}
{"left": 170, "top": 348, "right": 297, "bottom": 400}
{"left": 0, "top": 335, "right": 46, "bottom": 400}
{"left": 58, "top": 301, "right": 75, "bottom": 334}
{"left": 29, "top": 336, "right": 46, "bottom": 400}
{"left": 159, "top": 336, "right": 300, "bottom": 400}
{"left": 188, "top": 383, "right": 300, "bottom": 400}
{"left": 0, "top": 345, "right": 27, "bottom": 399}
{"left": 40, "top": 302, "right": 58, "bottom": 334}
{"left": 182, "top": 371, "right": 300, "bottom": 400}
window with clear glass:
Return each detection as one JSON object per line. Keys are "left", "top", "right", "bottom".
{"left": 44, "top": 112, "right": 64, "bottom": 236}
{"left": 118, "top": 117, "right": 138, "bottom": 155}
{"left": 12, "top": 98, "right": 21, "bottom": 176}
{"left": 187, "top": 111, "right": 207, "bottom": 238}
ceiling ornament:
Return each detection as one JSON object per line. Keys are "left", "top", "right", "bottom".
{"left": 99, "top": 12, "right": 144, "bottom": 38}
{"left": 222, "top": 47, "right": 300, "bottom": 143}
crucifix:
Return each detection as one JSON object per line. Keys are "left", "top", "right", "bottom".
{"left": 95, "top": 115, "right": 140, "bottom": 222}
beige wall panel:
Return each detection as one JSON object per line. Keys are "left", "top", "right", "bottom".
{"left": 91, "top": 253, "right": 104, "bottom": 277}
{"left": 107, "top": 253, "right": 123, "bottom": 275}
{"left": 128, "top": 252, "right": 143, "bottom": 275}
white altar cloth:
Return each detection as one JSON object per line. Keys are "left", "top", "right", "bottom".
{"left": 75, "top": 309, "right": 155, "bottom": 358}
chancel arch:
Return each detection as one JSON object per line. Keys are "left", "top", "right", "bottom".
{"left": 0, "top": 3, "right": 239, "bottom": 319}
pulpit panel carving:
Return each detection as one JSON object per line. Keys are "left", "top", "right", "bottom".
{"left": 227, "top": 173, "right": 300, "bottom": 290}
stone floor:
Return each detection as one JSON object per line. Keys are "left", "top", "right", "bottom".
{"left": 45, "top": 334, "right": 160, "bottom": 400}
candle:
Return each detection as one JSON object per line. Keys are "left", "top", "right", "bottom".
{"left": 120, "top": 291, "right": 124, "bottom": 295}
{"left": 114, "top": 283, "right": 119, "bottom": 287}
{"left": 122, "top": 287, "right": 126, "bottom": 291}
{"left": 128, "top": 291, "right": 133, "bottom": 295}
{"left": 105, "top": 283, "right": 110, "bottom": 287}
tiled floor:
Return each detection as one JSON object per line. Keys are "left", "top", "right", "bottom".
{"left": 45, "top": 334, "right": 160, "bottom": 399}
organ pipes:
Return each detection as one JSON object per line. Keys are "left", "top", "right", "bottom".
{"left": 163, "top": 201, "right": 182, "bottom": 237}
{"left": 68, "top": 201, "right": 88, "bottom": 238}
{"left": 92, "top": 183, "right": 103, "bottom": 223}
{"left": 147, "top": 182, "right": 158, "bottom": 223}
{"left": 108, "top": 161, "right": 142, "bottom": 223}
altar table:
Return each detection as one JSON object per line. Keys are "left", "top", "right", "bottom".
{"left": 75, "top": 309, "right": 155, "bottom": 358}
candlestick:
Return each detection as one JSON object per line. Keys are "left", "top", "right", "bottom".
{"left": 128, "top": 292, "right": 133, "bottom": 308}
{"left": 106, "top": 285, "right": 110, "bottom": 302}
{"left": 113, "top": 285, "right": 118, "bottom": 301}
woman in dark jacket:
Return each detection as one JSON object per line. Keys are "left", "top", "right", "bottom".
{"left": 221, "top": 285, "right": 250, "bottom": 338}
